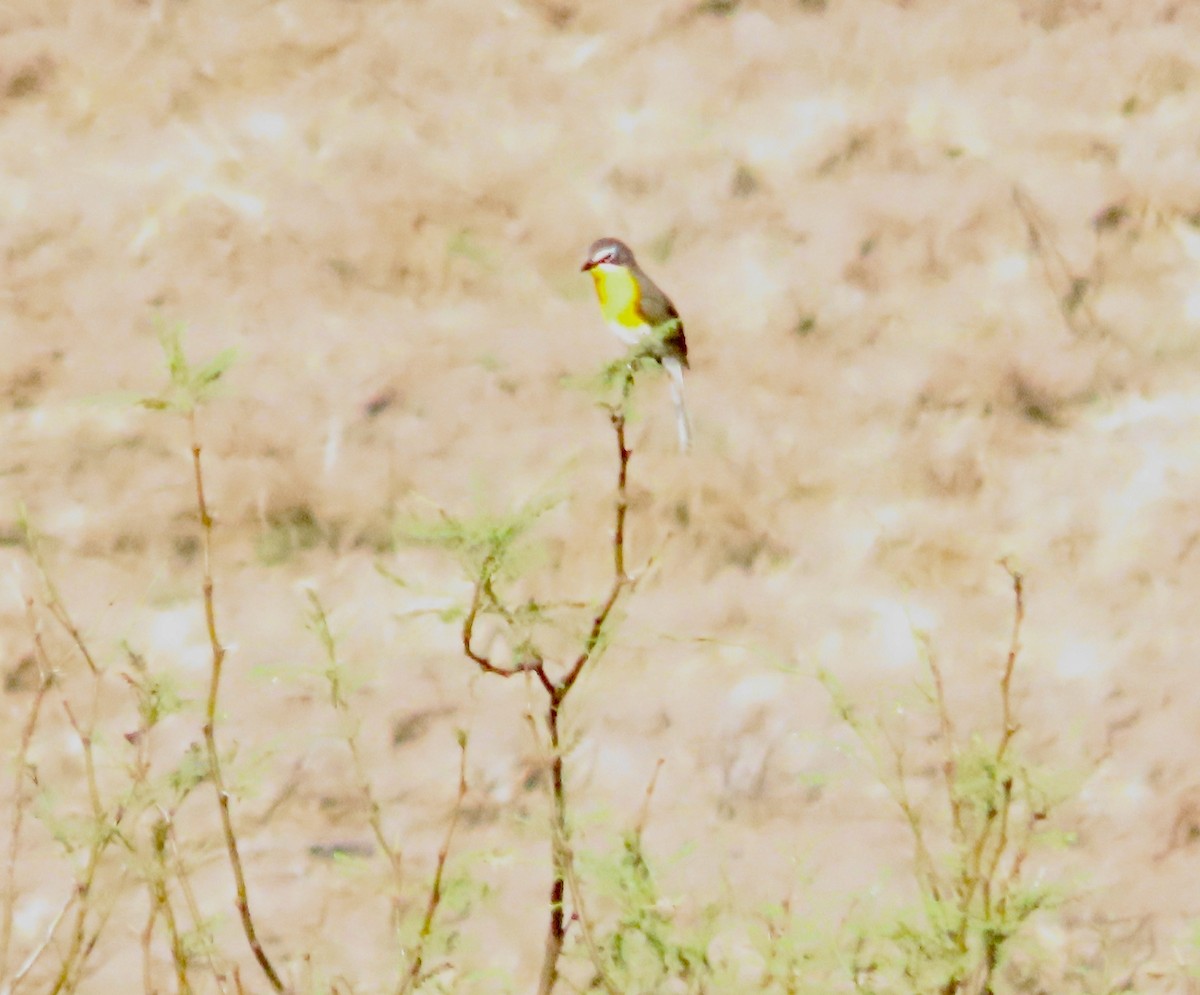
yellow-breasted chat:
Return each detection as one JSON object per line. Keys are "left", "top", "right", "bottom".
{"left": 581, "top": 237, "right": 691, "bottom": 452}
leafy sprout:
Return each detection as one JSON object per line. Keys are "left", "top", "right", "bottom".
{"left": 139, "top": 320, "right": 237, "bottom": 414}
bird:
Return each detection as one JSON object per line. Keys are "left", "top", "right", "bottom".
{"left": 581, "top": 237, "right": 691, "bottom": 452}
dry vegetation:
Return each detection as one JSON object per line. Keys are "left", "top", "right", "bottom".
{"left": 5, "top": 0, "right": 1200, "bottom": 991}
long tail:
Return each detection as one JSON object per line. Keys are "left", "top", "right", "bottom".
{"left": 662, "top": 356, "right": 691, "bottom": 453}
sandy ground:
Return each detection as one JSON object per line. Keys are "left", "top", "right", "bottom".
{"left": 6, "top": 0, "right": 1200, "bottom": 991}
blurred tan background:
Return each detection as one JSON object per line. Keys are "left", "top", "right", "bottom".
{"left": 5, "top": 0, "right": 1200, "bottom": 989}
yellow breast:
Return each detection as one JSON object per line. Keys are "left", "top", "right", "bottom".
{"left": 589, "top": 264, "right": 646, "bottom": 333}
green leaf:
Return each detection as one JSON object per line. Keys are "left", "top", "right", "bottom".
{"left": 191, "top": 347, "right": 238, "bottom": 394}
{"left": 156, "top": 319, "right": 190, "bottom": 387}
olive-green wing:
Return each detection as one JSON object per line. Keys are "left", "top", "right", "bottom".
{"left": 633, "top": 267, "right": 689, "bottom": 367}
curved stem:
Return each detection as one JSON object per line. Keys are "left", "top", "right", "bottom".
{"left": 190, "top": 412, "right": 285, "bottom": 993}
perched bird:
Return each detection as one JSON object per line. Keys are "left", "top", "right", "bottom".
{"left": 581, "top": 237, "right": 691, "bottom": 452}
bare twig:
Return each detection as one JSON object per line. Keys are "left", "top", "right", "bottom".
{"left": 0, "top": 603, "right": 53, "bottom": 984}
{"left": 189, "top": 410, "right": 285, "bottom": 993}
{"left": 523, "top": 714, "right": 617, "bottom": 995}
{"left": 9, "top": 531, "right": 113, "bottom": 989}
{"left": 166, "top": 821, "right": 230, "bottom": 995}
{"left": 140, "top": 892, "right": 161, "bottom": 995}
{"left": 1012, "top": 185, "right": 1102, "bottom": 340}
{"left": 146, "top": 815, "right": 193, "bottom": 995}
{"left": 455, "top": 369, "right": 638, "bottom": 995}
{"left": 120, "top": 657, "right": 195, "bottom": 995}
{"left": 879, "top": 722, "right": 943, "bottom": 903}
{"left": 308, "top": 593, "right": 406, "bottom": 916}
{"left": 995, "top": 560, "right": 1025, "bottom": 766}
{"left": 1, "top": 891, "right": 73, "bottom": 995}
{"left": 924, "top": 641, "right": 964, "bottom": 844}
{"left": 981, "top": 563, "right": 1026, "bottom": 911}
{"left": 537, "top": 377, "right": 634, "bottom": 995}
{"left": 834, "top": 562, "right": 1039, "bottom": 995}
{"left": 461, "top": 554, "right": 553, "bottom": 688}
{"left": 535, "top": 693, "right": 571, "bottom": 995}
{"left": 632, "top": 759, "right": 665, "bottom": 844}
{"left": 15, "top": 559, "right": 144, "bottom": 995}
{"left": 557, "top": 376, "right": 634, "bottom": 696}
{"left": 21, "top": 526, "right": 101, "bottom": 678}
{"left": 34, "top": 623, "right": 120, "bottom": 995}
{"left": 397, "top": 735, "right": 469, "bottom": 995}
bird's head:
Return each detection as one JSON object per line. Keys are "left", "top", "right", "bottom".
{"left": 581, "top": 237, "right": 636, "bottom": 272}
